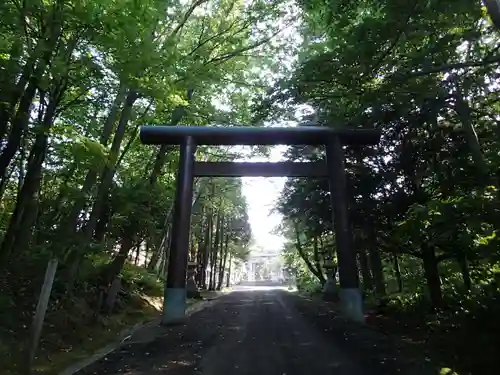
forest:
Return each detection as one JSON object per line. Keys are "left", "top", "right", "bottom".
{"left": 1, "top": 0, "right": 500, "bottom": 375}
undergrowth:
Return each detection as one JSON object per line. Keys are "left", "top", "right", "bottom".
{"left": 0, "top": 253, "right": 164, "bottom": 375}
{"left": 295, "top": 264, "right": 500, "bottom": 375}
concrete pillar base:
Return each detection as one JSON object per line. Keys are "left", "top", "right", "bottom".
{"left": 162, "top": 288, "right": 187, "bottom": 325}
{"left": 339, "top": 288, "right": 365, "bottom": 323}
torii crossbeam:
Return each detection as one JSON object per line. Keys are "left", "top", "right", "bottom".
{"left": 139, "top": 125, "right": 381, "bottom": 324}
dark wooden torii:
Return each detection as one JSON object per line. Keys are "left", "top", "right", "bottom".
{"left": 139, "top": 125, "right": 381, "bottom": 324}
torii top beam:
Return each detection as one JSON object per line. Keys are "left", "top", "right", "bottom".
{"left": 139, "top": 126, "right": 381, "bottom": 146}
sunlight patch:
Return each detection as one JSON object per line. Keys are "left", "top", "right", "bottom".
{"left": 440, "top": 368, "right": 459, "bottom": 375}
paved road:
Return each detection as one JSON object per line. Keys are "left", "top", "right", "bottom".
{"left": 78, "top": 287, "right": 374, "bottom": 375}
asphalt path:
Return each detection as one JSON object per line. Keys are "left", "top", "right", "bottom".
{"left": 76, "top": 284, "right": 387, "bottom": 375}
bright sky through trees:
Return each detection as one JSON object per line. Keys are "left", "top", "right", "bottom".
{"left": 241, "top": 146, "right": 288, "bottom": 251}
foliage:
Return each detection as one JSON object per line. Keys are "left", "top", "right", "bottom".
{"left": 257, "top": 0, "right": 500, "bottom": 373}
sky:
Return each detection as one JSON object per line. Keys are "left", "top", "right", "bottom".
{"left": 237, "top": 146, "right": 288, "bottom": 252}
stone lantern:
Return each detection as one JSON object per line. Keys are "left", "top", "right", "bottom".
{"left": 322, "top": 250, "right": 338, "bottom": 301}
{"left": 186, "top": 261, "right": 201, "bottom": 299}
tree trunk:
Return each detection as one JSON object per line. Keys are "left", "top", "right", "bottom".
{"left": 101, "top": 84, "right": 127, "bottom": 147}
{"left": 37, "top": 162, "right": 78, "bottom": 241}
{"left": 102, "top": 235, "right": 135, "bottom": 289}
{"left": 89, "top": 97, "right": 190, "bottom": 289}
{"left": 293, "top": 223, "right": 323, "bottom": 282}
{"left": 454, "top": 91, "right": 489, "bottom": 184}
{"left": 64, "top": 91, "right": 138, "bottom": 288}
{"left": 312, "top": 236, "right": 326, "bottom": 284}
{"left": 358, "top": 248, "right": 373, "bottom": 291}
{"left": 0, "top": 40, "right": 29, "bottom": 140}
{"left": 0, "top": 14, "right": 63, "bottom": 194}
{"left": 201, "top": 185, "right": 215, "bottom": 289}
{"left": 368, "top": 246, "right": 386, "bottom": 297}
{"left": 215, "top": 217, "right": 226, "bottom": 290}
{"left": 195, "top": 237, "right": 204, "bottom": 287}
{"left": 134, "top": 245, "right": 141, "bottom": 265}
{"left": 226, "top": 254, "right": 232, "bottom": 288}
{"left": 456, "top": 250, "right": 472, "bottom": 291}
{"left": 0, "top": 155, "right": 18, "bottom": 201}
{"left": 201, "top": 211, "right": 212, "bottom": 289}
{"left": 193, "top": 206, "right": 205, "bottom": 287}
{"left": 102, "top": 277, "right": 122, "bottom": 314}
{"left": 422, "top": 246, "right": 443, "bottom": 308}
{"left": 209, "top": 250, "right": 217, "bottom": 290}
{"left": 209, "top": 212, "right": 222, "bottom": 290}
{"left": 189, "top": 232, "right": 197, "bottom": 263}
{"left": 93, "top": 201, "right": 112, "bottom": 243}
{"left": 143, "top": 240, "right": 151, "bottom": 269}
{"left": 217, "top": 234, "right": 229, "bottom": 290}
{"left": 14, "top": 191, "right": 39, "bottom": 253}
{"left": 0, "top": 10, "right": 60, "bottom": 141}
{"left": 58, "top": 85, "right": 126, "bottom": 246}
{"left": 0, "top": 90, "right": 59, "bottom": 262}
{"left": 0, "top": 78, "right": 38, "bottom": 196}
{"left": 157, "top": 247, "right": 166, "bottom": 276}
{"left": 148, "top": 245, "right": 162, "bottom": 272}
{"left": 393, "top": 254, "right": 403, "bottom": 293}
{"left": 82, "top": 91, "right": 138, "bottom": 241}
{"left": 148, "top": 208, "right": 173, "bottom": 271}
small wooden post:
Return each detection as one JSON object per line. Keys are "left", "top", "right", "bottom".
{"left": 28, "top": 258, "right": 58, "bottom": 368}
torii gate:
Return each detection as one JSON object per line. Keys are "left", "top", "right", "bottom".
{"left": 139, "top": 125, "right": 381, "bottom": 324}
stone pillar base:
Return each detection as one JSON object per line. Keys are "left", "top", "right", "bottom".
{"left": 339, "top": 288, "right": 365, "bottom": 323}
{"left": 162, "top": 288, "right": 187, "bottom": 325}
